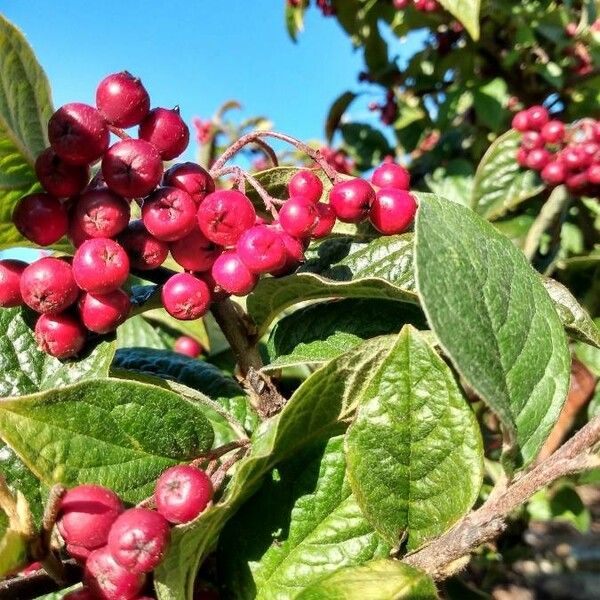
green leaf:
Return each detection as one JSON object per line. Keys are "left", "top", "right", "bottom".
{"left": 415, "top": 194, "right": 570, "bottom": 468}
{"left": 437, "top": 0, "right": 480, "bottom": 40}
{"left": 0, "top": 378, "right": 214, "bottom": 503}
{"left": 326, "top": 91, "right": 357, "bottom": 144}
{"left": 285, "top": 1, "right": 306, "bottom": 42}
{"left": 117, "top": 315, "right": 170, "bottom": 349}
{"left": 471, "top": 130, "right": 545, "bottom": 221}
{"left": 574, "top": 321, "right": 600, "bottom": 377}
{"left": 527, "top": 485, "right": 591, "bottom": 533}
{"left": 266, "top": 298, "right": 426, "bottom": 370}
{"left": 0, "top": 528, "right": 28, "bottom": 578}
{"left": 296, "top": 559, "right": 438, "bottom": 600}
{"left": 144, "top": 308, "right": 210, "bottom": 352}
{"left": 340, "top": 123, "right": 393, "bottom": 171}
{"left": 345, "top": 326, "right": 483, "bottom": 550}
{"left": 425, "top": 159, "right": 474, "bottom": 207}
{"left": 472, "top": 78, "right": 508, "bottom": 131}
{"left": 248, "top": 234, "right": 417, "bottom": 335}
{"left": 219, "top": 437, "right": 390, "bottom": 600}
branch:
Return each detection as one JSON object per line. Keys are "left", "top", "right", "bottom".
{"left": 0, "top": 560, "right": 82, "bottom": 599}
{"left": 402, "top": 414, "right": 600, "bottom": 579}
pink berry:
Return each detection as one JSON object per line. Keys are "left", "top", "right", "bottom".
{"left": 96, "top": 71, "right": 150, "bottom": 128}
{"left": 102, "top": 139, "right": 163, "bottom": 199}
{"left": 393, "top": 0, "right": 409, "bottom": 8}
{"left": 34, "top": 313, "right": 86, "bottom": 358}
{"left": 566, "top": 171, "right": 588, "bottom": 192}
{"left": 163, "top": 162, "right": 215, "bottom": 205}
{"left": 197, "top": 190, "right": 256, "bottom": 246}
{"left": 139, "top": 107, "right": 190, "bottom": 160}
{"left": 67, "top": 544, "right": 93, "bottom": 563}
{"left": 170, "top": 227, "right": 221, "bottom": 272}
{"left": 20, "top": 258, "right": 78, "bottom": 314}
{"left": 278, "top": 197, "right": 318, "bottom": 237}
{"left": 541, "top": 120, "right": 565, "bottom": 144}
{"left": 312, "top": 203, "right": 336, "bottom": 239}
{"left": 142, "top": 187, "right": 197, "bottom": 242}
{"left": 565, "top": 22, "right": 578, "bottom": 37}
{"left": 0, "top": 259, "right": 27, "bottom": 308}
{"left": 73, "top": 238, "right": 130, "bottom": 293}
{"left": 119, "top": 221, "right": 169, "bottom": 271}
{"left": 270, "top": 228, "right": 305, "bottom": 277}
{"left": 73, "top": 189, "right": 131, "bottom": 239}
{"left": 35, "top": 148, "right": 90, "bottom": 198}
{"left": 526, "top": 105, "right": 550, "bottom": 130}
{"left": 174, "top": 336, "right": 203, "bottom": 358}
{"left": 581, "top": 142, "right": 599, "bottom": 165}
{"left": 161, "top": 273, "right": 211, "bottom": 320}
{"left": 525, "top": 148, "right": 551, "bottom": 171}
{"left": 371, "top": 162, "right": 410, "bottom": 190}
{"left": 511, "top": 111, "right": 531, "bottom": 132}
{"left": 559, "top": 146, "right": 583, "bottom": 170}
{"left": 211, "top": 251, "right": 258, "bottom": 296}
{"left": 587, "top": 164, "right": 600, "bottom": 185}
{"left": 370, "top": 189, "right": 417, "bottom": 235}
{"left": 520, "top": 131, "right": 544, "bottom": 151}
{"left": 13, "top": 193, "right": 68, "bottom": 246}
{"left": 288, "top": 170, "right": 323, "bottom": 203}
{"left": 516, "top": 147, "right": 529, "bottom": 167}
{"left": 155, "top": 465, "right": 214, "bottom": 524}
{"left": 107, "top": 508, "right": 170, "bottom": 574}
{"left": 63, "top": 588, "right": 97, "bottom": 600}
{"left": 237, "top": 225, "right": 286, "bottom": 273}
{"left": 48, "top": 103, "right": 109, "bottom": 165}
{"left": 541, "top": 161, "right": 567, "bottom": 185}
{"left": 58, "top": 484, "right": 124, "bottom": 550}
{"left": 85, "top": 546, "right": 145, "bottom": 600}
{"left": 79, "top": 289, "right": 131, "bottom": 334}
{"left": 198, "top": 270, "right": 229, "bottom": 302}
{"left": 329, "top": 178, "right": 374, "bottom": 223}
{"left": 69, "top": 218, "right": 92, "bottom": 248}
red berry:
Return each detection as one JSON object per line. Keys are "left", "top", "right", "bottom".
{"left": 520, "top": 131, "right": 544, "bottom": 151}
{"left": 48, "top": 103, "right": 109, "bottom": 165}
{"left": 312, "top": 203, "right": 336, "bottom": 239}
{"left": 155, "top": 465, "right": 213, "bottom": 524}
{"left": 371, "top": 162, "right": 410, "bottom": 190}
{"left": 541, "top": 161, "right": 567, "bottom": 185}
{"left": 526, "top": 105, "right": 550, "bottom": 130}
{"left": 35, "top": 148, "right": 90, "bottom": 198}
{"left": 0, "top": 259, "right": 27, "bottom": 308}
{"left": 329, "top": 178, "right": 374, "bottom": 223}
{"left": 69, "top": 218, "right": 92, "bottom": 248}
{"left": 85, "top": 546, "right": 145, "bottom": 600}
{"left": 163, "top": 162, "right": 215, "bottom": 205}
{"left": 63, "top": 588, "right": 97, "bottom": 600}
{"left": 541, "top": 120, "right": 565, "bottom": 144}
{"left": 107, "top": 508, "right": 170, "bottom": 574}
{"left": 66, "top": 543, "right": 93, "bottom": 563}
{"left": 566, "top": 171, "right": 588, "bottom": 192}
{"left": 237, "top": 225, "right": 286, "bottom": 273}
{"left": 587, "top": 164, "right": 600, "bottom": 185}
{"left": 211, "top": 251, "right": 258, "bottom": 296}
{"left": 287, "top": 170, "right": 323, "bottom": 203}
{"left": 278, "top": 197, "right": 318, "bottom": 238}
{"left": 96, "top": 71, "right": 150, "bottom": 128}
{"left": 102, "top": 139, "right": 163, "bottom": 199}
{"left": 34, "top": 313, "right": 86, "bottom": 359}
{"left": 525, "top": 148, "right": 551, "bottom": 171}
{"left": 516, "top": 147, "right": 529, "bottom": 167}
{"left": 161, "top": 273, "right": 211, "bottom": 320}
{"left": 393, "top": 0, "right": 409, "bottom": 8}
{"left": 20, "top": 562, "right": 42, "bottom": 575}
{"left": 139, "top": 107, "right": 190, "bottom": 160}
{"left": 119, "top": 221, "right": 169, "bottom": 271}
{"left": 370, "top": 189, "right": 417, "bottom": 235}
{"left": 142, "top": 187, "right": 196, "bottom": 242}
{"left": 174, "top": 336, "right": 203, "bottom": 358}
{"left": 79, "top": 289, "right": 131, "bottom": 334}
{"left": 170, "top": 227, "right": 222, "bottom": 272}
{"left": 73, "top": 238, "right": 130, "bottom": 293}
{"left": 73, "top": 189, "right": 131, "bottom": 239}
{"left": 13, "top": 193, "right": 68, "bottom": 246}
{"left": 270, "top": 227, "right": 305, "bottom": 277}
{"left": 197, "top": 190, "right": 256, "bottom": 246}
{"left": 511, "top": 111, "right": 531, "bottom": 132}
{"left": 559, "top": 146, "right": 584, "bottom": 171}
{"left": 581, "top": 142, "right": 599, "bottom": 165}
{"left": 565, "top": 22, "right": 578, "bottom": 37}
{"left": 20, "top": 258, "right": 78, "bottom": 314}
{"left": 58, "top": 484, "right": 124, "bottom": 550}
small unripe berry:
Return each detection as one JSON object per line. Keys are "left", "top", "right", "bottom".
{"left": 525, "top": 148, "right": 550, "bottom": 171}
{"left": 541, "top": 161, "right": 567, "bottom": 185}
{"left": 48, "top": 103, "right": 109, "bottom": 165}
{"left": 174, "top": 336, "right": 203, "bottom": 358}
{"left": 139, "top": 107, "right": 190, "bottom": 160}
{"left": 13, "top": 193, "right": 68, "bottom": 246}
{"left": 20, "top": 258, "right": 78, "bottom": 314}
{"left": 163, "top": 162, "right": 215, "bottom": 205}
{"left": 96, "top": 71, "right": 150, "bottom": 127}
{"left": 312, "top": 203, "right": 336, "bottom": 239}
{"left": 73, "top": 238, "right": 130, "bottom": 293}
{"left": 63, "top": 588, "right": 97, "bottom": 600}
{"left": 0, "top": 259, "right": 27, "bottom": 308}
{"left": 161, "top": 273, "right": 211, "bottom": 320}
{"left": 287, "top": 170, "right": 323, "bottom": 203}
{"left": 526, "top": 105, "right": 550, "bottom": 130}
{"left": 155, "top": 465, "right": 214, "bottom": 524}
{"left": 102, "top": 139, "right": 163, "bottom": 199}
{"left": 170, "top": 227, "right": 221, "bottom": 272}
{"left": 85, "top": 546, "right": 145, "bottom": 600}
{"left": 211, "top": 251, "right": 258, "bottom": 296}
{"left": 369, "top": 189, "right": 417, "bottom": 235}
{"left": 237, "top": 225, "right": 286, "bottom": 273}
{"left": 511, "top": 111, "right": 530, "bottom": 132}
{"left": 119, "top": 221, "right": 169, "bottom": 271}
{"left": 73, "top": 189, "right": 131, "bottom": 239}
{"left": 197, "top": 190, "right": 256, "bottom": 246}
{"left": 541, "top": 120, "right": 565, "bottom": 144}
{"left": 329, "top": 178, "right": 375, "bottom": 223}
{"left": 107, "top": 508, "right": 170, "bottom": 574}
{"left": 35, "top": 148, "right": 90, "bottom": 198}
{"left": 371, "top": 162, "right": 410, "bottom": 190}
{"left": 79, "top": 289, "right": 131, "bottom": 334}
{"left": 278, "top": 197, "right": 318, "bottom": 238}
{"left": 35, "top": 313, "right": 86, "bottom": 359}
{"left": 142, "top": 187, "right": 197, "bottom": 241}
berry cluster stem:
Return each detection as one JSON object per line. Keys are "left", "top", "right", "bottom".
{"left": 107, "top": 125, "right": 131, "bottom": 140}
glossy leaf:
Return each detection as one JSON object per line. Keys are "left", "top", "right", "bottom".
{"left": 116, "top": 315, "right": 170, "bottom": 350}
{"left": 326, "top": 91, "right": 357, "bottom": 143}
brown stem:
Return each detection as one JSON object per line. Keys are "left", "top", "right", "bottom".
{"left": 0, "top": 560, "right": 82, "bottom": 599}
{"left": 211, "top": 447, "right": 250, "bottom": 491}
{"left": 191, "top": 439, "right": 250, "bottom": 467}
{"left": 108, "top": 125, "right": 131, "bottom": 140}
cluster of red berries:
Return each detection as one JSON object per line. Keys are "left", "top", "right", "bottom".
{"left": 513, "top": 106, "right": 600, "bottom": 197}
{"left": 58, "top": 465, "right": 213, "bottom": 600}
{"left": 393, "top": 0, "right": 440, "bottom": 12}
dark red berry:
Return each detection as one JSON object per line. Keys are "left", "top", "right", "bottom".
{"left": 73, "top": 189, "right": 131, "bottom": 239}
{"left": 139, "top": 107, "right": 190, "bottom": 160}
{"left": 511, "top": 111, "right": 530, "bottom": 132}
{"left": 13, "top": 193, "right": 68, "bottom": 246}
{"left": 198, "top": 270, "right": 229, "bottom": 302}
{"left": 85, "top": 546, "right": 145, "bottom": 600}
{"left": 587, "top": 164, "right": 600, "bottom": 185}
{"left": 161, "top": 273, "right": 211, "bottom": 320}
{"left": 79, "top": 289, "right": 131, "bottom": 334}
{"left": 541, "top": 120, "right": 565, "bottom": 144}
{"left": 371, "top": 162, "right": 410, "bottom": 190}
{"left": 66, "top": 543, "right": 93, "bottom": 563}
{"left": 525, "top": 148, "right": 551, "bottom": 171}
{"left": 63, "top": 588, "right": 97, "bottom": 600}
{"left": 35, "top": 148, "right": 90, "bottom": 198}
{"left": 107, "top": 508, "right": 170, "bottom": 574}
{"left": 163, "top": 162, "right": 215, "bottom": 205}
{"left": 102, "top": 139, "right": 163, "bottom": 199}
{"left": 329, "top": 178, "right": 374, "bottom": 223}
{"left": 541, "top": 161, "right": 567, "bottom": 185}
{"left": 288, "top": 170, "right": 323, "bottom": 203}
{"left": 278, "top": 197, "right": 318, "bottom": 238}
{"left": 170, "top": 227, "right": 221, "bottom": 272}
{"left": 197, "top": 190, "right": 256, "bottom": 246}
{"left": 118, "top": 221, "right": 168, "bottom": 270}
{"left": 520, "top": 131, "right": 544, "bottom": 151}
{"left": 312, "top": 203, "right": 336, "bottom": 239}
{"left": 35, "top": 313, "right": 86, "bottom": 359}
{"left": 370, "top": 189, "right": 417, "bottom": 235}
{"left": 20, "top": 258, "right": 78, "bottom": 314}
{"left": 73, "top": 238, "right": 130, "bottom": 293}
{"left": 270, "top": 227, "right": 305, "bottom": 277}
{"left": 68, "top": 218, "right": 91, "bottom": 248}
{"left": 566, "top": 171, "right": 588, "bottom": 192}
{"left": 142, "top": 187, "right": 196, "bottom": 242}
{"left": 96, "top": 72, "right": 150, "bottom": 128}
{"left": 526, "top": 105, "right": 549, "bottom": 130}
{"left": 155, "top": 465, "right": 214, "bottom": 524}
{"left": 211, "top": 251, "right": 258, "bottom": 296}
{"left": 0, "top": 259, "right": 27, "bottom": 308}
{"left": 237, "top": 225, "right": 286, "bottom": 273}
{"left": 174, "top": 336, "right": 203, "bottom": 358}
{"left": 48, "top": 103, "right": 109, "bottom": 165}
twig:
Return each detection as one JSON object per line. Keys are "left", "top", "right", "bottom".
{"left": 108, "top": 125, "right": 131, "bottom": 140}
{"left": 210, "top": 447, "right": 249, "bottom": 491}
{"left": 0, "top": 560, "right": 82, "bottom": 600}
{"left": 191, "top": 439, "right": 250, "bottom": 467}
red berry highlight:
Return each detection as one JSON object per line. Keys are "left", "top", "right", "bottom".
{"left": 20, "top": 257, "right": 78, "bottom": 314}
{"left": 139, "top": 107, "right": 190, "bottom": 160}
{"left": 211, "top": 251, "right": 258, "bottom": 296}
{"left": 237, "top": 225, "right": 286, "bottom": 274}
{"left": 73, "top": 189, "right": 131, "bottom": 239}
{"left": 163, "top": 162, "right": 215, "bottom": 205}
{"left": 96, "top": 71, "right": 150, "bottom": 128}
{"left": 170, "top": 227, "right": 221, "bottom": 272}
{"left": 371, "top": 162, "right": 410, "bottom": 190}
{"left": 278, "top": 197, "right": 318, "bottom": 238}
{"left": 85, "top": 546, "right": 145, "bottom": 600}
{"left": 174, "top": 336, "right": 203, "bottom": 358}
{"left": 287, "top": 170, "right": 323, "bottom": 203}
{"left": 13, "top": 193, "right": 69, "bottom": 246}
{"left": 73, "top": 238, "right": 130, "bottom": 294}
{"left": 79, "top": 289, "right": 131, "bottom": 334}
{"left": 369, "top": 189, "right": 417, "bottom": 235}
{"left": 329, "top": 178, "right": 374, "bottom": 223}
{"left": 35, "top": 148, "right": 90, "bottom": 198}
{"left": 312, "top": 203, "right": 336, "bottom": 239}
{"left": 34, "top": 313, "right": 86, "bottom": 359}
{"left": 197, "top": 190, "right": 256, "bottom": 246}
{"left": 161, "top": 273, "right": 211, "bottom": 320}
{"left": 0, "top": 259, "right": 27, "bottom": 308}
{"left": 142, "top": 187, "right": 197, "bottom": 242}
